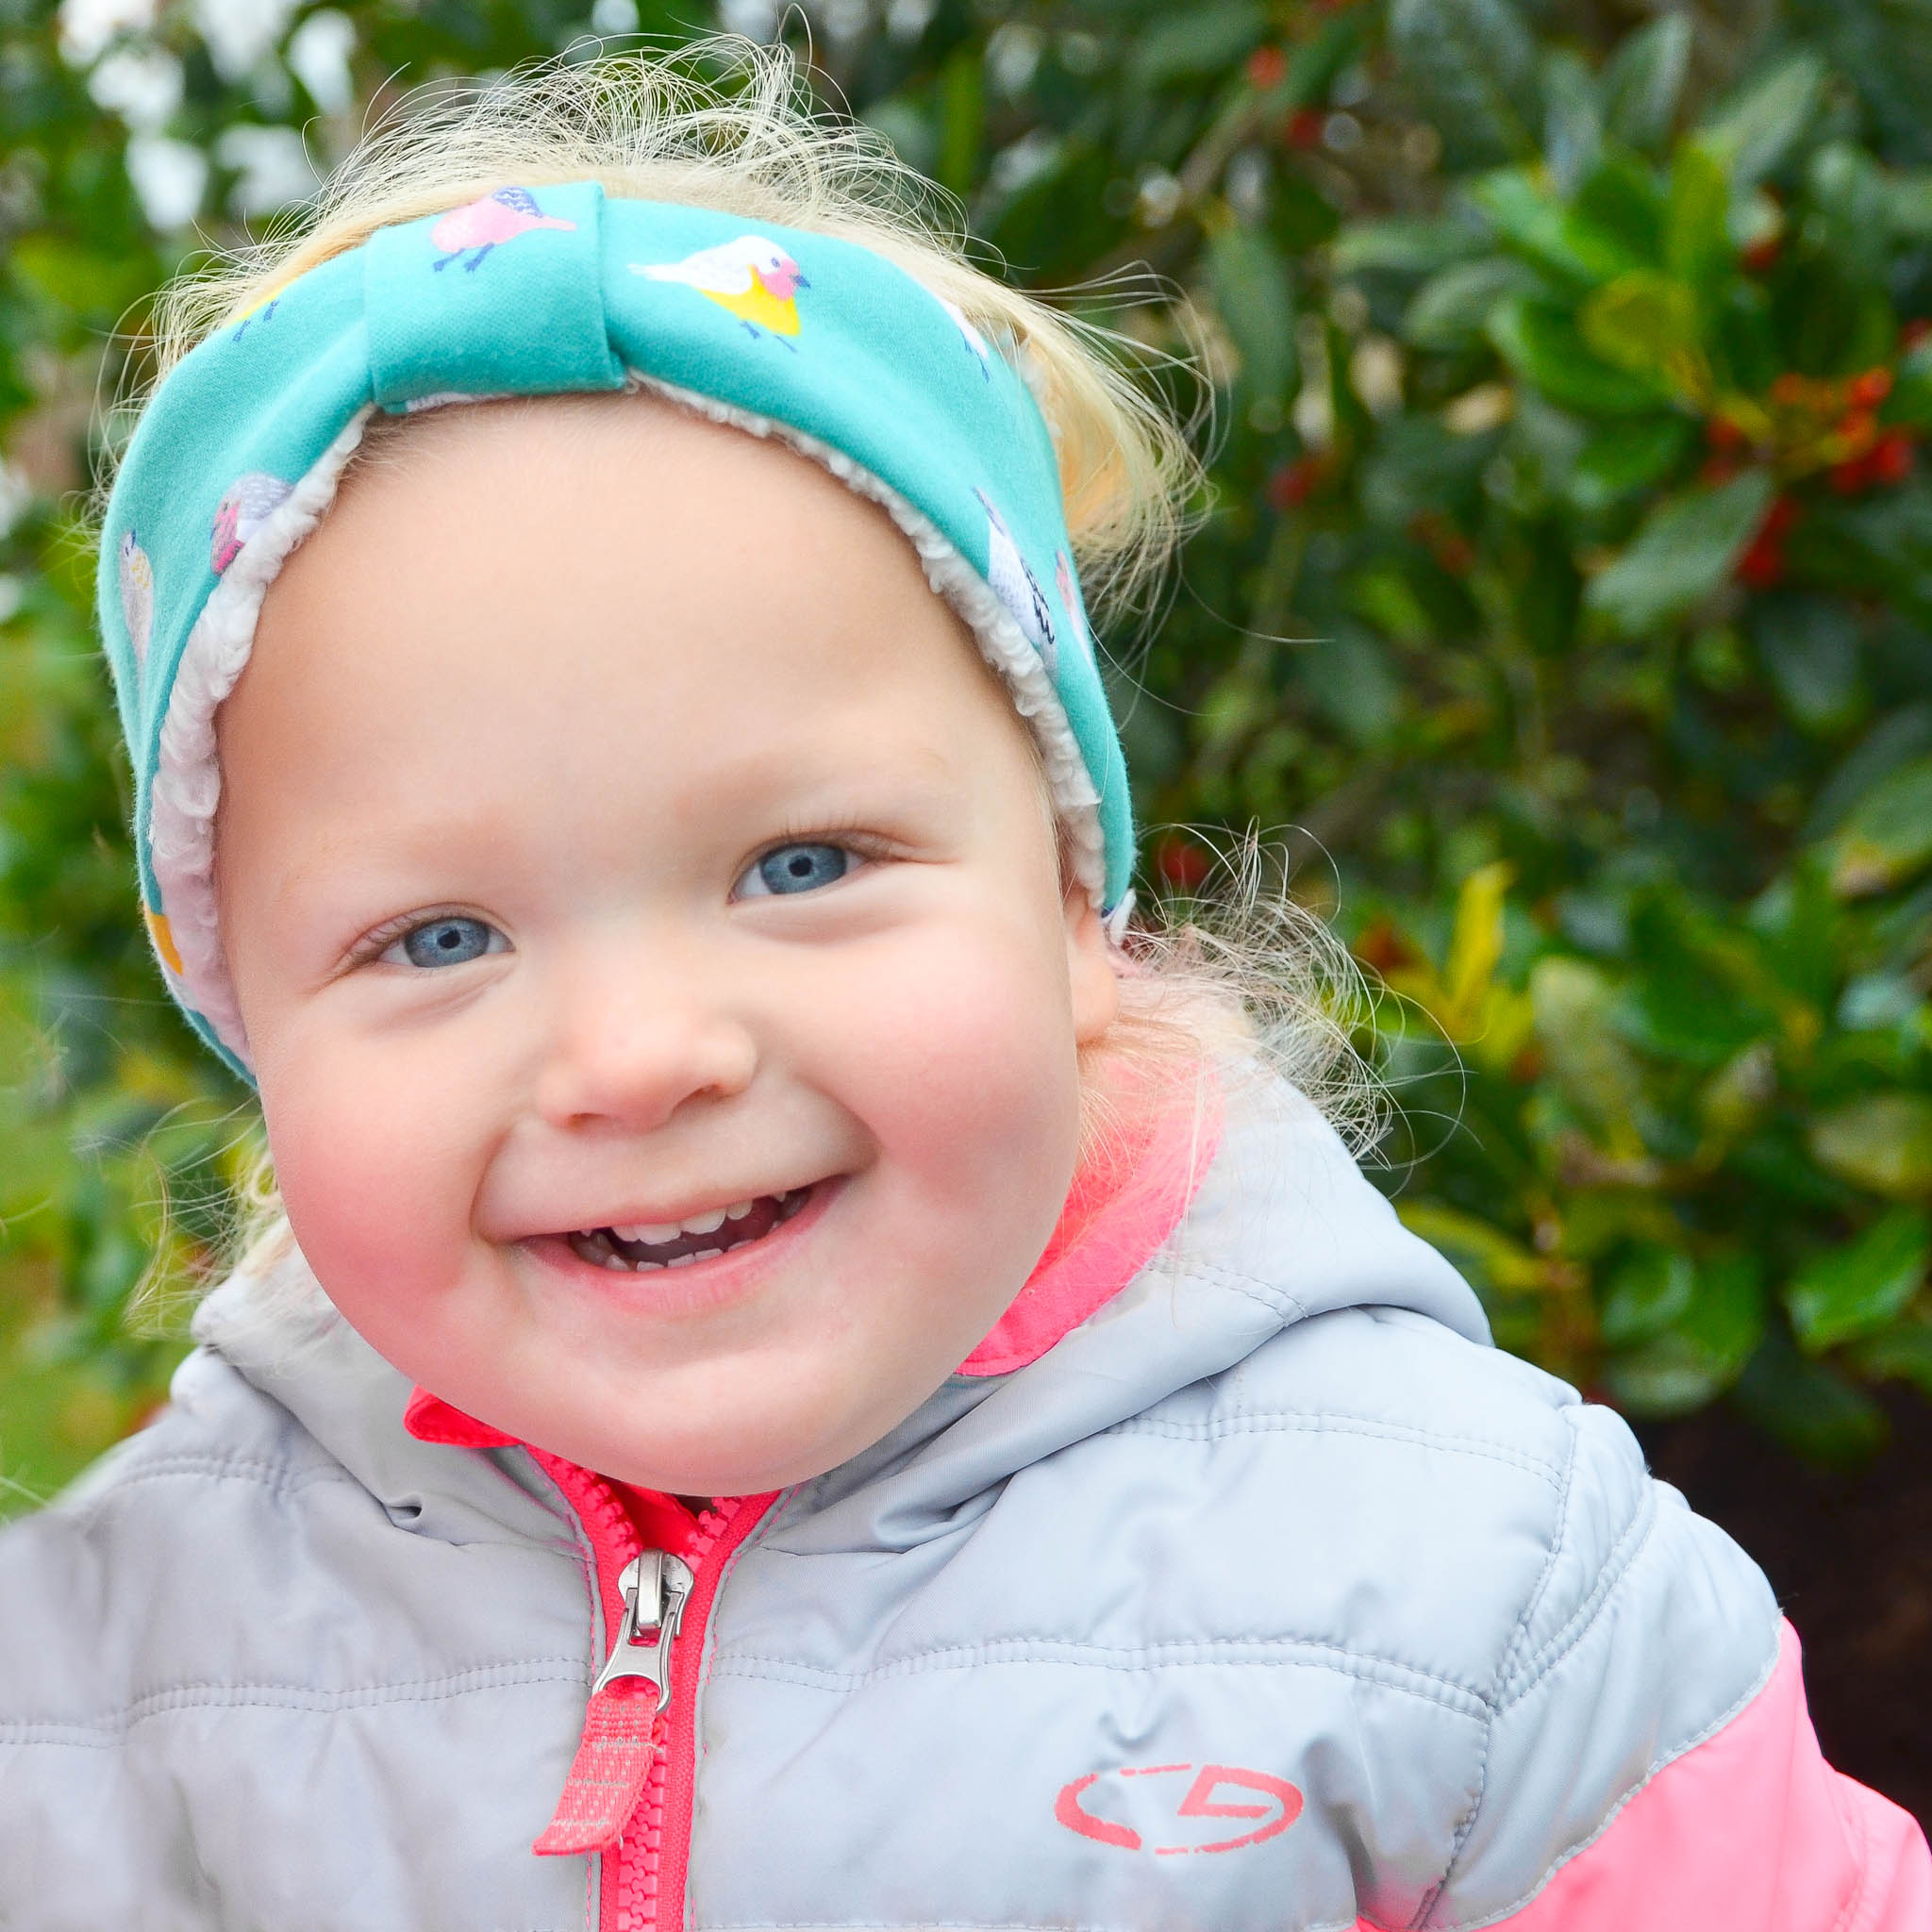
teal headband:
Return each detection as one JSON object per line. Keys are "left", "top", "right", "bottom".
{"left": 97, "top": 182, "right": 1134, "bottom": 1078}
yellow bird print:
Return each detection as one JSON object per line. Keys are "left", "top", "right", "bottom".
{"left": 632, "top": 236, "right": 811, "bottom": 344}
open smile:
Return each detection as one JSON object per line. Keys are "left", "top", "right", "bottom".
{"left": 566, "top": 1186, "right": 815, "bottom": 1272}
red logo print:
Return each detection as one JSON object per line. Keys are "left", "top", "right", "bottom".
{"left": 1054, "top": 1763, "right": 1304, "bottom": 1857}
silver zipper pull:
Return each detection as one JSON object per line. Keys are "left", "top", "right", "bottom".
{"left": 591, "top": 1549, "right": 695, "bottom": 1707}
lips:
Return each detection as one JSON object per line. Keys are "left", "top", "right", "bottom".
{"left": 566, "top": 1187, "right": 813, "bottom": 1271}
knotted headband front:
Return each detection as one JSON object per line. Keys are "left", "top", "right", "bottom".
{"left": 97, "top": 181, "right": 1135, "bottom": 1078}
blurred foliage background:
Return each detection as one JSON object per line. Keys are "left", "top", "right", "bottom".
{"left": 3, "top": 0, "right": 1932, "bottom": 1515}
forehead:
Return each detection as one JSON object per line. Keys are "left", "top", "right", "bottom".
{"left": 221, "top": 391, "right": 1044, "bottom": 836}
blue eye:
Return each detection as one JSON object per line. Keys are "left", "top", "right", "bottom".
{"left": 741, "top": 843, "right": 855, "bottom": 898}
{"left": 386, "top": 916, "right": 504, "bottom": 968}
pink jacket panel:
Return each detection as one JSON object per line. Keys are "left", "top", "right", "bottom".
{"left": 1473, "top": 1621, "right": 1929, "bottom": 1932}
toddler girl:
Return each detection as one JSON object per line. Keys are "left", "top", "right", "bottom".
{"left": 3, "top": 43, "right": 1926, "bottom": 1932}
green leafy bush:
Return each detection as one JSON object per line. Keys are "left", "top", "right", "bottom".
{"left": 2, "top": 0, "right": 1929, "bottom": 1507}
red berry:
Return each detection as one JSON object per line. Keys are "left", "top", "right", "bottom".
{"left": 1847, "top": 367, "right": 1895, "bottom": 409}
{"left": 1267, "top": 457, "right": 1324, "bottom": 510}
{"left": 1155, "top": 836, "right": 1212, "bottom": 891}
{"left": 1838, "top": 408, "right": 1878, "bottom": 453}
{"left": 1903, "top": 319, "right": 1932, "bottom": 351}
{"left": 1738, "top": 496, "right": 1800, "bottom": 587}
{"left": 1283, "top": 108, "right": 1324, "bottom": 149}
{"left": 1742, "top": 236, "right": 1782, "bottom": 274}
{"left": 1246, "top": 45, "right": 1287, "bottom": 90}
{"left": 1871, "top": 432, "right": 1914, "bottom": 485}
{"left": 1706, "top": 417, "right": 1745, "bottom": 454}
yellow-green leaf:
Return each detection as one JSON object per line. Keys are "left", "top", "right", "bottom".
{"left": 1808, "top": 1092, "right": 1932, "bottom": 1198}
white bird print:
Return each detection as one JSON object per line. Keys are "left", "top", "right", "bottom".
{"left": 977, "top": 489, "right": 1057, "bottom": 675}
{"left": 118, "top": 530, "right": 154, "bottom": 666}
{"left": 938, "top": 296, "right": 992, "bottom": 378}
{"left": 633, "top": 237, "right": 809, "bottom": 342}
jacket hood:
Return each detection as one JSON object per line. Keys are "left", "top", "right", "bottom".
{"left": 191, "top": 1077, "right": 1487, "bottom": 1530}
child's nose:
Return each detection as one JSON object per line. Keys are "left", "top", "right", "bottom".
{"left": 531, "top": 938, "right": 757, "bottom": 1131}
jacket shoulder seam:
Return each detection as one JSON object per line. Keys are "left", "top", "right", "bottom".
{"left": 1409, "top": 1410, "right": 1579, "bottom": 1926}
{"left": 1496, "top": 1442, "right": 1657, "bottom": 1711}
{"left": 1424, "top": 1634, "right": 1782, "bottom": 1931}
{"left": 1491, "top": 1405, "right": 1582, "bottom": 1701}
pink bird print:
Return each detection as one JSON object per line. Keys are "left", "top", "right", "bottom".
{"left": 632, "top": 236, "right": 810, "bottom": 345}
{"left": 430, "top": 188, "right": 576, "bottom": 273}
{"left": 1055, "top": 551, "right": 1096, "bottom": 668}
{"left": 210, "top": 473, "right": 292, "bottom": 575}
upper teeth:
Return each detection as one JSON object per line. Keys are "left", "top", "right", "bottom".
{"left": 609, "top": 1203, "right": 745, "bottom": 1244}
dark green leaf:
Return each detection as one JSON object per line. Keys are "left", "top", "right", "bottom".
{"left": 1566, "top": 415, "right": 1693, "bottom": 511}
{"left": 1601, "top": 13, "right": 1692, "bottom": 156}
{"left": 1474, "top": 169, "right": 1616, "bottom": 284}
{"left": 1585, "top": 472, "right": 1774, "bottom": 633}
{"left": 1732, "top": 1341, "right": 1890, "bottom": 1467}
{"left": 1572, "top": 155, "right": 1670, "bottom": 268}
{"left": 1207, "top": 223, "right": 1295, "bottom": 411}
{"left": 1787, "top": 1205, "right": 1930, "bottom": 1349}
{"left": 1580, "top": 271, "right": 1708, "bottom": 400}
{"left": 1126, "top": 1, "right": 1265, "bottom": 91}
{"left": 1751, "top": 595, "right": 1867, "bottom": 734}
{"left": 1389, "top": 0, "right": 1541, "bottom": 166}
{"left": 1541, "top": 48, "right": 1601, "bottom": 192}
{"left": 1804, "top": 705, "right": 1932, "bottom": 840}
{"left": 1601, "top": 1243, "right": 1694, "bottom": 1345}
{"left": 1332, "top": 216, "right": 1491, "bottom": 276}
{"left": 1489, "top": 296, "right": 1670, "bottom": 414}
{"left": 1700, "top": 54, "right": 1826, "bottom": 191}
{"left": 1403, "top": 257, "right": 1541, "bottom": 349}
{"left": 1825, "top": 755, "right": 1932, "bottom": 896}
{"left": 1666, "top": 140, "right": 1734, "bottom": 299}
{"left": 1604, "top": 1254, "right": 1765, "bottom": 1414}
{"left": 1852, "top": 1321, "right": 1932, "bottom": 1398}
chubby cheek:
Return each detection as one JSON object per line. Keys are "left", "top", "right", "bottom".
{"left": 799, "top": 924, "right": 1086, "bottom": 1348}
{"left": 255, "top": 1035, "right": 489, "bottom": 1355}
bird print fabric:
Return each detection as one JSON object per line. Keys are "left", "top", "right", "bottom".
{"left": 210, "top": 474, "right": 293, "bottom": 575}
{"left": 632, "top": 236, "right": 810, "bottom": 341}
{"left": 430, "top": 188, "right": 577, "bottom": 273}
{"left": 118, "top": 532, "right": 154, "bottom": 667}
{"left": 977, "top": 488, "right": 1058, "bottom": 676}
{"left": 1055, "top": 551, "right": 1095, "bottom": 670}
{"left": 938, "top": 297, "right": 993, "bottom": 379}
{"left": 101, "top": 181, "right": 1139, "bottom": 1078}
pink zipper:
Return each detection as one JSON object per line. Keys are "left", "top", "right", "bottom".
{"left": 530, "top": 1450, "right": 776, "bottom": 1929}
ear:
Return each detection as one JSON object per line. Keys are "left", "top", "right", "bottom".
{"left": 1062, "top": 883, "right": 1121, "bottom": 1047}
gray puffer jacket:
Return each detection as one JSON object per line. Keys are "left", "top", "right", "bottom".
{"left": 2, "top": 1090, "right": 1853, "bottom": 1932}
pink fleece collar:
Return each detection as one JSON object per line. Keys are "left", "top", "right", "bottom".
{"left": 406, "top": 1063, "right": 1223, "bottom": 1451}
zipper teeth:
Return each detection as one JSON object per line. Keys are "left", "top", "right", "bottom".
{"left": 621, "top": 1500, "right": 739, "bottom": 1930}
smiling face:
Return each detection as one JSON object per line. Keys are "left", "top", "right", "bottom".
{"left": 215, "top": 394, "right": 1119, "bottom": 1495}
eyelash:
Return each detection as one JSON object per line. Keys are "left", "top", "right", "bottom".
{"left": 351, "top": 907, "right": 491, "bottom": 966}
{"left": 750, "top": 820, "right": 889, "bottom": 867}
{"left": 347, "top": 824, "right": 891, "bottom": 962}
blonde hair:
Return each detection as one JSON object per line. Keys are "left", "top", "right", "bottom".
{"left": 126, "top": 41, "right": 1381, "bottom": 1307}
{"left": 136, "top": 36, "right": 1195, "bottom": 629}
